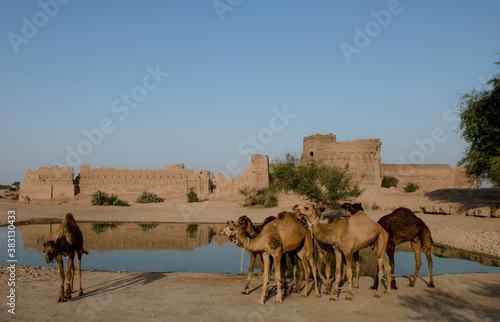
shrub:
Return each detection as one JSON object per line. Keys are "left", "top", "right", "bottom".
{"left": 381, "top": 176, "right": 398, "bottom": 188}
{"left": 136, "top": 191, "right": 164, "bottom": 203}
{"left": 91, "top": 190, "right": 129, "bottom": 206}
{"left": 11, "top": 193, "right": 19, "bottom": 200}
{"left": 404, "top": 182, "right": 420, "bottom": 193}
{"left": 240, "top": 186, "right": 278, "bottom": 208}
{"left": 8, "top": 187, "right": 16, "bottom": 191}
{"left": 271, "top": 153, "right": 362, "bottom": 208}
{"left": 186, "top": 187, "right": 199, "bottom": 203}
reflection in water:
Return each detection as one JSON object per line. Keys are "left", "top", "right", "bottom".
{"left": 91, "top": 223, "right": 121, "bottom": 234}
{"left": 1, "top": 223, "right": 499, "bottom": 275}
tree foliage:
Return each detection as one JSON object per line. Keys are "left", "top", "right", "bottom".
{"left": 457, "top": 59, "right": 500, "bottom": 186}
{"left": 271, "top": 152, "right": 362, "bottom": 208}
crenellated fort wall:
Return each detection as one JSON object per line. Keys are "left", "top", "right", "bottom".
{"left": 18, "top": 135, "right": 478, "bottom": 202}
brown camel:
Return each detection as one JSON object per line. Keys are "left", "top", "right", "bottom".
{"left": 43, "top": 213, "right": 88, "bottom": 302}
{"left": 23, "top": 195, "right": 30, "bottom": 204}
{"left": 294, "top": 204, "right": 391, "bottom": 300}
{"left": 370, "top": 207, "right": 434, "bottom": 290}
{"left": 229, "top": 211, "right": 320, "bottom": 304}
{"left": 219, "top": 216, "right": 304, "bottom": 296}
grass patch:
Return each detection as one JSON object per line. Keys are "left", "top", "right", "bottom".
{"left": 381, "top": 175, "right": 398, "bottom": 188}
{"left": 136, "top": 191, "right": 164, "bottom": 203}
{"left": 186, "top": 187, "right": 199, "bottom": 203}
{"left": 240, "top": 186, "right": 278, "bottom": 208}
{"left": 403, "top": 182, "right": 420, "bottom": 193}
{"left": 91, "top": 190, "right": 129, "bottom": 206}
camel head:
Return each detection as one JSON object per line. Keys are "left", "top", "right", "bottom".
{"left": 341, "top": 203, "right": 364, "bottom": 215}
{"left": 42, "top": 240, "right": 58, "bottom": 263}
{"left": 293, "top": 204, "right": 320, "bottom": 224}
{"left": 219, "top": 220, "right": 239, "bottom": 243}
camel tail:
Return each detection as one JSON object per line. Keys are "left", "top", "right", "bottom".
{"left": 83, "top": 249, "right": 89, "bottom": 255}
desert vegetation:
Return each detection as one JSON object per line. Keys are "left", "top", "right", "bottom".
{"left": 91, "top": 190, "right": 129, "bottom": 206}
{"left": 136, "top": 190, "right": 164, "bottom": 203}
{"left": 239, "top": 187, "right": 278, "bottom": 208}
{"left": 186, "top": 187, "right": 199, "bottom": 203}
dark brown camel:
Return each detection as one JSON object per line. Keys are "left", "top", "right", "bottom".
{"left": 43, "top": 213, "right": 88, "bottom": 302}
{"left": 229, "top": 212, "right": 320, "bottom": 304}
{"left": 371, "top": 207, "right": 434, "bottom": 290}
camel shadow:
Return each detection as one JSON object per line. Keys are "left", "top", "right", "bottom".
{"left": 70, "top": 271, "right": 167, "bottom": 301}
{"left": 399, "top": 280, "right": 500, "bottom": 321}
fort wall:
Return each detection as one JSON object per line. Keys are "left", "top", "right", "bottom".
{"left": 19, "top": 166, "right": 76, "bottom": 201}
{"left": 381, "top": 164, "right": 480, "bottom": 191}
{"left": 300, "top": 134, "right": 382, "bottom": 190}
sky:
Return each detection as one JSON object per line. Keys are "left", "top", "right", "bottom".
{"left": 1, "top": 0, "right": 499, "bottom": 184}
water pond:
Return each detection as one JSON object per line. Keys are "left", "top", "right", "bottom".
{"left": 1, "top": 222, "right": 499, "bottom": 276}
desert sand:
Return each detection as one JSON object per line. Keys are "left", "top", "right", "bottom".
{"left": 1, "top": 190, "right": 500, "bottom": 321}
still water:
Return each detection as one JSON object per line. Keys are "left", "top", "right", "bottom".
{"left": 1, "top": 222, "right": 499, "bottom": 276}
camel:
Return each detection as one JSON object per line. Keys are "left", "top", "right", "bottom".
{"left": 42, "top": 213, "right": 88, "bottom": 302}
{"left": 294, "top": 204, "right": 391, "bottom": 300}
{"left": 23, "top": 195, "right": 30, "bottom": 204}
{"left": 219, "top": 216, "right": 304, "bottom": 296}
{"left": 370, "top": 207, "right": 434, "bottom": 290}
{"left": 228, "top": 211, "right": 320, "bottom": 304}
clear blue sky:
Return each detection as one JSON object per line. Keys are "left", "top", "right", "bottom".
{"left": 1, "top": 0, "right": 499, "bottom": 184}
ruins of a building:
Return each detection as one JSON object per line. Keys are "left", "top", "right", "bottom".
{"left": 19, "top": 154, "right": 269, "bottom": 201}
{"left": 19, "top": 134, "right": 478, "bottom": 202}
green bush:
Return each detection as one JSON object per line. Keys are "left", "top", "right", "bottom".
{"left": 8, "top": 187, "right": 16, "bottom": 191}
{"left": 381, "top": 176, "right": 398, "bottom": 188}
{"left": 91, "top": 190, "right": 129, "bottom": 206}
{"left": 136, "top": 191, "right": 164, "bottom": 203}
{"left": 240, "top": 186, "right": 278, "bottom": 208}
{"left": 186, "top": 187, "right": 199, "bottom": 203}
{"left": 404, "top": 182, "right": 420, "bottom": 193}
{"left": 11, "top": 193, "right": 19, "bottom": 200}
{"left": 271, "top": 153, "right": 362, "bottom": 208}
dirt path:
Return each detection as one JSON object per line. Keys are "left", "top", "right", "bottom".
{"left": 3, "top": 266, "right": 499, "bottom": 321}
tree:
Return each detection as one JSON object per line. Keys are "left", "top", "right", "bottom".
{"left": 271, "top": 152, "right": 362, "bottom": 208}
{"left": 457, "top": 59, "right": 500, "bottom": 186}
{"left": 12, "top": 182, "right": 20, "bottom": 188}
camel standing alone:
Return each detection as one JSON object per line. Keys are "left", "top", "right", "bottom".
{"left": 43, "top": 213, "right": 88, "bottom": 302}
{"left": 294, "top": 204, "right": 391, "bottom": 300}
{"left": 371, "top": 207, "right": 434, "bottom": 290}
{"left": 229, "top": 212, "right": 320, "bottom": 304}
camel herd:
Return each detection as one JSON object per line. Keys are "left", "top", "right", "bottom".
{"left": 219, "top": 203, "right": 435, "bottom": 304}
{"left": 42, "top": 204, "right": 434, "bottom": 304}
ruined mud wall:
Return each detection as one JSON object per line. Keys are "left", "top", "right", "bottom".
{"left": 381, "top": 164, "right": 480, "bottom": 191}
{"left": 300, "top": 134, "right": 382, "bottom": 190}
{"left": 77, "top": 163, "right": 213, "bottom": 197}
{"left": 19, "top": 166, "right": 76, "bottom": 201}
{"left": 213, "top": 154, "right": 270, "bottom": 197}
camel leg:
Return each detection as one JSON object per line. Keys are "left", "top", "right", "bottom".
{"left": 353, "top": 251, "right": 360, "bottom": 289}
{"left": 425, "top": 248, "right": 434, "bottom": 288}
{"left": 330, "top": 250, "right": 343, "bottom": 301}
{"left": 243, "top": 252, "right": 257, "bottom": 294}
{"left": 77, "top": 251, "right": 84, "bottom": 296}
{"left": 295, "top": 257, "right": 304, "bottom": 294}
{"left": 344, "top": 253, "right": 354, "bottom": 300}
{"left": 66, "top": 254, "right": 75, "bottom": 301}
{"left": 324, "top": 252, "right": 333, "bottom": 294}
{"left": 256, "top": 253, "right": 271, "bottom": 305}
{"left": 281, "top": 255, "right": 289, "bottom": 297}
{"left": 316, "top": 249, "right": 330, "bottom": 294}
{"left": 305, "top": 245, "right": 320, "bottom": 299}
{"left": 274, "top": 253, "right": 283, "bottom": 304}
{"left": 56, "top": 255, "right": 66, "bottom": 302}
{"left": 410, "top": 240, "right": 422, "bottom": 287}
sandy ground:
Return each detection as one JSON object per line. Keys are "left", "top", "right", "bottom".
{"left": 1, "top": 191, "right": 500, "bottom": 321}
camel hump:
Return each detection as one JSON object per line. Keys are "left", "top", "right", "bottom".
{"left": 63, "top": 213, "right": 76, "bottom": 223}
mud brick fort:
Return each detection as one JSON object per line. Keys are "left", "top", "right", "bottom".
{"left": 19, "top": 134, "right": 479, "bottom": 201}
